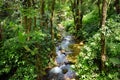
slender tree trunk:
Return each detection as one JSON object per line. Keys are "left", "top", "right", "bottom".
{"left": 50, "top": 15, "right": 54, "bottom": 40}
{"left": 40, "top": 0, "right": 45, "bottom": 28}
{"left": 80, "top": 0, "right": 83, "bottom": 29}
{"left": 34, "top": 17, "right": 37, "bottom": 28}
{"left": 114, "top": 0, "right": 120, "bottom": 14}
{"left": 50, "top": 0, "right": 56, "bottom": 60}
{"left": 100, "top": 0, "right": 107, "bottom": 72}
{"left": 70, "top": 0, "right": 83, "bottom": 36}
{"left": 23, "top": 16, "right": 28, "bottom": 32}
{"left": 97, "top": 0, "right": 101, "bottom": 17}
{"left": 50, "top": 0, "right": 55, "bottom": 41}
{"left": 27, "top": 0, "right": 32, "bottom": 40}
{"left": 27, "top": 18, "right": 32, "bottom": 34}
{"left": 22, "top": 0, "right": 32, "bottom": 34}
{"left": 32, "top": 0, "right": 37, "bottom": 29}
{"left": 70, "top": 0, "right": 75, "bottom": 30}
{"left": 74, "top": 0, "right": 83, "bottom": 33}
{"left": 75, "top": 0, "right": 80, "bottom": 32}
{"left": 22, "top": 0, "right": 32, "bottom": 40}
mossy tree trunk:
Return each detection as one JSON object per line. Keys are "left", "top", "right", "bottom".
{"left": 97, "top": 0, "right": 101, "bottom": 17}
{"left": 32, "top": 0, "right": 37, "bottom": 29}
{"left": 49, "top": 0, "right": 56, "bottom": 60}
{"left": 40, "top": 0, "right": 45, "bottom": 28}
{"left": 50, "top": 0, "right": 55, "bottom": 41}
{"left": 100, "top": 0, "right": 108, "bottom": 72}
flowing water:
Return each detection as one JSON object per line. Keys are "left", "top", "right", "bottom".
{"left": 48, "top": 33, "right": 76, "bottom": 80}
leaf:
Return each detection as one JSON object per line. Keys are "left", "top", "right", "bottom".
{"left": 109, "top": 58, "right": 120, "bottom": 65}
{"left": 18, "top": 32, "right": 26, "bottom": 43}
{"left": 31, "top": 48, "right": 38, "bottom": 55}
{"left": 23, "top": 45, "right": 31, "bottom": 52}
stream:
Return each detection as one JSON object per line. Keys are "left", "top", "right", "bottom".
{"left": 48, "top": 33, "right": 76, "bottom": 80}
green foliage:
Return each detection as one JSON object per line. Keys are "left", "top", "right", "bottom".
{"left": 75, "top": 9, "right": 99, "bottom": 40}
{"left": 9, "top": 65, "right": 37, "bottom": 80}
{"left": 0, "top": 0, "right": 120, "bottom": 80}
{"left": 83, "top": 9, "right": 100, "bottom": 38}
{"left": 74, "top": 32, "right": 101, "bottom": 79}
{"left": 106, "top": 14, "right": 120, "bottom": 57}
{"left": 0, "top": 0, "right": 56, "bottom": 78}
{"left": 74, "top": 14, "right": 120, "bottom": 80}
{"left": 20, "top": 8, "right": 37, "bottom": 18}
{"left": 0, "top": 22, "right": 52, "bottom": 79}
{"left": 62, "top": 20, "right": 75, "bottom": 34}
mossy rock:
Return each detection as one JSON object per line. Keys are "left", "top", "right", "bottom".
{"left": 69, "top": 43, "right": 83, "bottom": 56}
{"left": 67, "top": 56, "right": 77, "bottom": 63}
{"left": 56, "top": 33, "right": 62, "bottom": 41}
{"left": 67, "top": 43, "right": 84, "bottom": 63}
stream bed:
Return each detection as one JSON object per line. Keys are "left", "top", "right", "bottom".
{"left": 48, "top": 35, "right": 76, "bottom": 80}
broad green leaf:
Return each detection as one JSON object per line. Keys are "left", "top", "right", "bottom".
{"left": 109, "top": 58, "right": 120, "bottom": 65}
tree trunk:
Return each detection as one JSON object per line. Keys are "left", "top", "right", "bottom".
{"left": 50, "top": 0, "right": 56, "bottom": 60}
{"left": 22, "top": 0, "right": 32, "bottom": 34}
{"left": 22, "top": 0, "right": 32, "bottom": 40}
{"left": 97, "top": 0, "right": 101, "bottom": 17}
{"left": 70, "top": 0, "right": 75, "bottom": 30}
{"left": 32, "top": 0, "right": 37, "bottom": 29}
{"left": 80, "top": 0, "right": 83, "bottom": 31}
{"left": 114, "top": 0, "right": 120, "bottom": 14}
{"left": 50, "top": 0, "right": 55, "bottom": 41}
{"left": 27, "top": 18, "right": 32, "bottom": 34}
{"left": 40, "top": 0, "right": 45, "bottom": 28}
{"left": 100, "top": 0, "right": 107, "bottom": 72}
{"left": 34, "top": 17, "right": 37, "bottom": 29}
{"left": 23, "top": 16, "right": 28, "bottom": 32}
{"left": 27, "top": 0, "right": 32, "bottom": 30}
{"left": 70, "top": 0, "right": 83, "bottom": 36}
